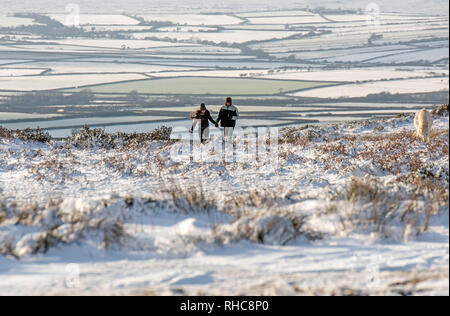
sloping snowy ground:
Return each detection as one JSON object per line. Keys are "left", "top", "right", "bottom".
{"left": 0, "top": 111, "right": 448, "bottom": 296}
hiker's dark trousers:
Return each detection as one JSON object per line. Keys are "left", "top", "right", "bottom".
{"left": 200, "top": 127, "right": 210, "bottom": 143}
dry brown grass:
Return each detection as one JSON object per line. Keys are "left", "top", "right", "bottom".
{"left": 158, "top": 183, "right": 321, "bottom": 244}
{"left": 0, "top": 126, "right": 51, "bottom": 143}
{"left": 335, "top": 176, "right": 448, "bottom": 240}
{"left": 279, "top": 126, "right": 321, "bottom": 146}
{"left": 26, "top": 156, "right": 78, "bottom": 183}
{"left": 162, "top": 182, "right": 218, "bottom": 215}
{"left": 345, "top": 178, "right": 383, "bottom": 203}
{"left": 318, "top": 128, "right": 448, "bottom": 177}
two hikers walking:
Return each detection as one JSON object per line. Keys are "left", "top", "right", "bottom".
{"left": 190, "top": 97, "right": 239, "bottom": 143}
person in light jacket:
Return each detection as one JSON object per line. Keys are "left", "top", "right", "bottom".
{"left": 215, "top": 97, "right": 239, "bottom": 140}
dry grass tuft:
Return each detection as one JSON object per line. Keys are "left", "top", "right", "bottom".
{"left": 162, "top": 183, "right": 218, "bottom": 215}
{"left": 333, "top": 176, "right": 448, "bottom": 240}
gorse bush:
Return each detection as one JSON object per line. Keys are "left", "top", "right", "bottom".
{"left": 279, "top": 125, "right": 321, "bottom": 145}
{"left": 64, "top": 125, "right": 173, "bottom": 149}
{"left": 64, "top": 126, "right": 116, "bottom": 149}
{"left": 0, "top": 126, "right": 51, "bottom": 143}
{"left": 146, "top": 125, "right": 173, "bottom": 141}
{"left": 432, "top": 103, "right": 449, "bottom": 117}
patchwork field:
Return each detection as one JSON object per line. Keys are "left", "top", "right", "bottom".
{"left": 0, "top": 2, "right": 449, "bottom": 297}
{"left": 0, "top": 8, "right": 448, "bottom": 134}
{"left": 69, "top": 77, "right": 335, "bottom": 95}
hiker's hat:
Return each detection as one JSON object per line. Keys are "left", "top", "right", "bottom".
{"left": 200, "top": 103, "right": 207, "bottom": 111}
{"left": 225, "top": 97, "right": 232, "bottom": 105}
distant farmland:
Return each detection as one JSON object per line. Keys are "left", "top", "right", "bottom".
{"left": 69, "top": 77, "right": 336, "bottom": 95}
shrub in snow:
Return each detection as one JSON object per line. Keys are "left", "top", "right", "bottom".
{"left": 279, "top": 125, "right": 322, "bottom": 145}
{"left": 0, "top": 197, "right": 130, "bottom": 258}
{"left": 64, "top": 125, "right": 173, "bottom": 149}
{"left": 14, "top": 232, "right": 50, "bottom": 258}
{"left": 0, "top": 126, "right": 51, "bottom": 143}
{"left": 213, "top": 213, "right": 304, "bottom": 246}
{"left": 213, "top": 215, "right": 294, "bottom": 245}
{"left": 432, "top": 103, "right": 449, "bottom": 117}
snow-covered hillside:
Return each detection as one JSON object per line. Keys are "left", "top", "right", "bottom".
{"left": 0, "top": 106, "right": 448, "bottom": 295}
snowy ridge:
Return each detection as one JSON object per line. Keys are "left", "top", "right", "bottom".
{"left": 0, "top": 109, "right": 448, "bottom": 295}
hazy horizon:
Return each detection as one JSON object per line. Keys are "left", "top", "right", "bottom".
{"left": 1, "top": 0, "right": 449, "bottom": 15}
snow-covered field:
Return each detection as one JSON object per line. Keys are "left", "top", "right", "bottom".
{"left": 0, "top": 112, "right": 64, "bottom": 120}
{"left": 250, "top": 34, "right": 381, "bottom": 52}
{"left": 236, "top": 10, "right": 316, "bottom": 18}
{"left": 261, "top": 69, "right": 448, "bottom": 82}
{"left": 146, "top": 69, "right": 268, "bottom": 78}
{"left": 246, "top": 15, "right": 328, "bottom": 24}
{"left": 371, "top": 48, "right": 450, "bottom": 64}
{"left": 26, "top": 39, "right": 197, "bottom": 50}
{"left": 0, "top": 15, "right": 39, "bottom": 27}
{"left": 131, "top": 30, "right": 301, "bottom": 44}
{"left": 137, "top": 14, "right": 244, "bottom": 26}
{"left": 24, "top": 62, "right": 196, "bottom": 75}
{"left": 49, "top": 14, "right": 141, "bottom": 26}
{"left": 0, "top": 73, "right": 147, "bottom": 91}
{"left": 0, "top": 108, "right": 448, "bottom": 295}
{"left": 0, "top": 68, "right": 46, "bottom": 77}
{"left": 291, "top": 77, "right": 449, "bottom": 98}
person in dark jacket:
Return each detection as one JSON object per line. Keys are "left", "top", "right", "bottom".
{"left": 190, "top": 103, "right": 216, "bottom": 143}
{"left": 215, "top": 97, "right": 239, "bottom": 140}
